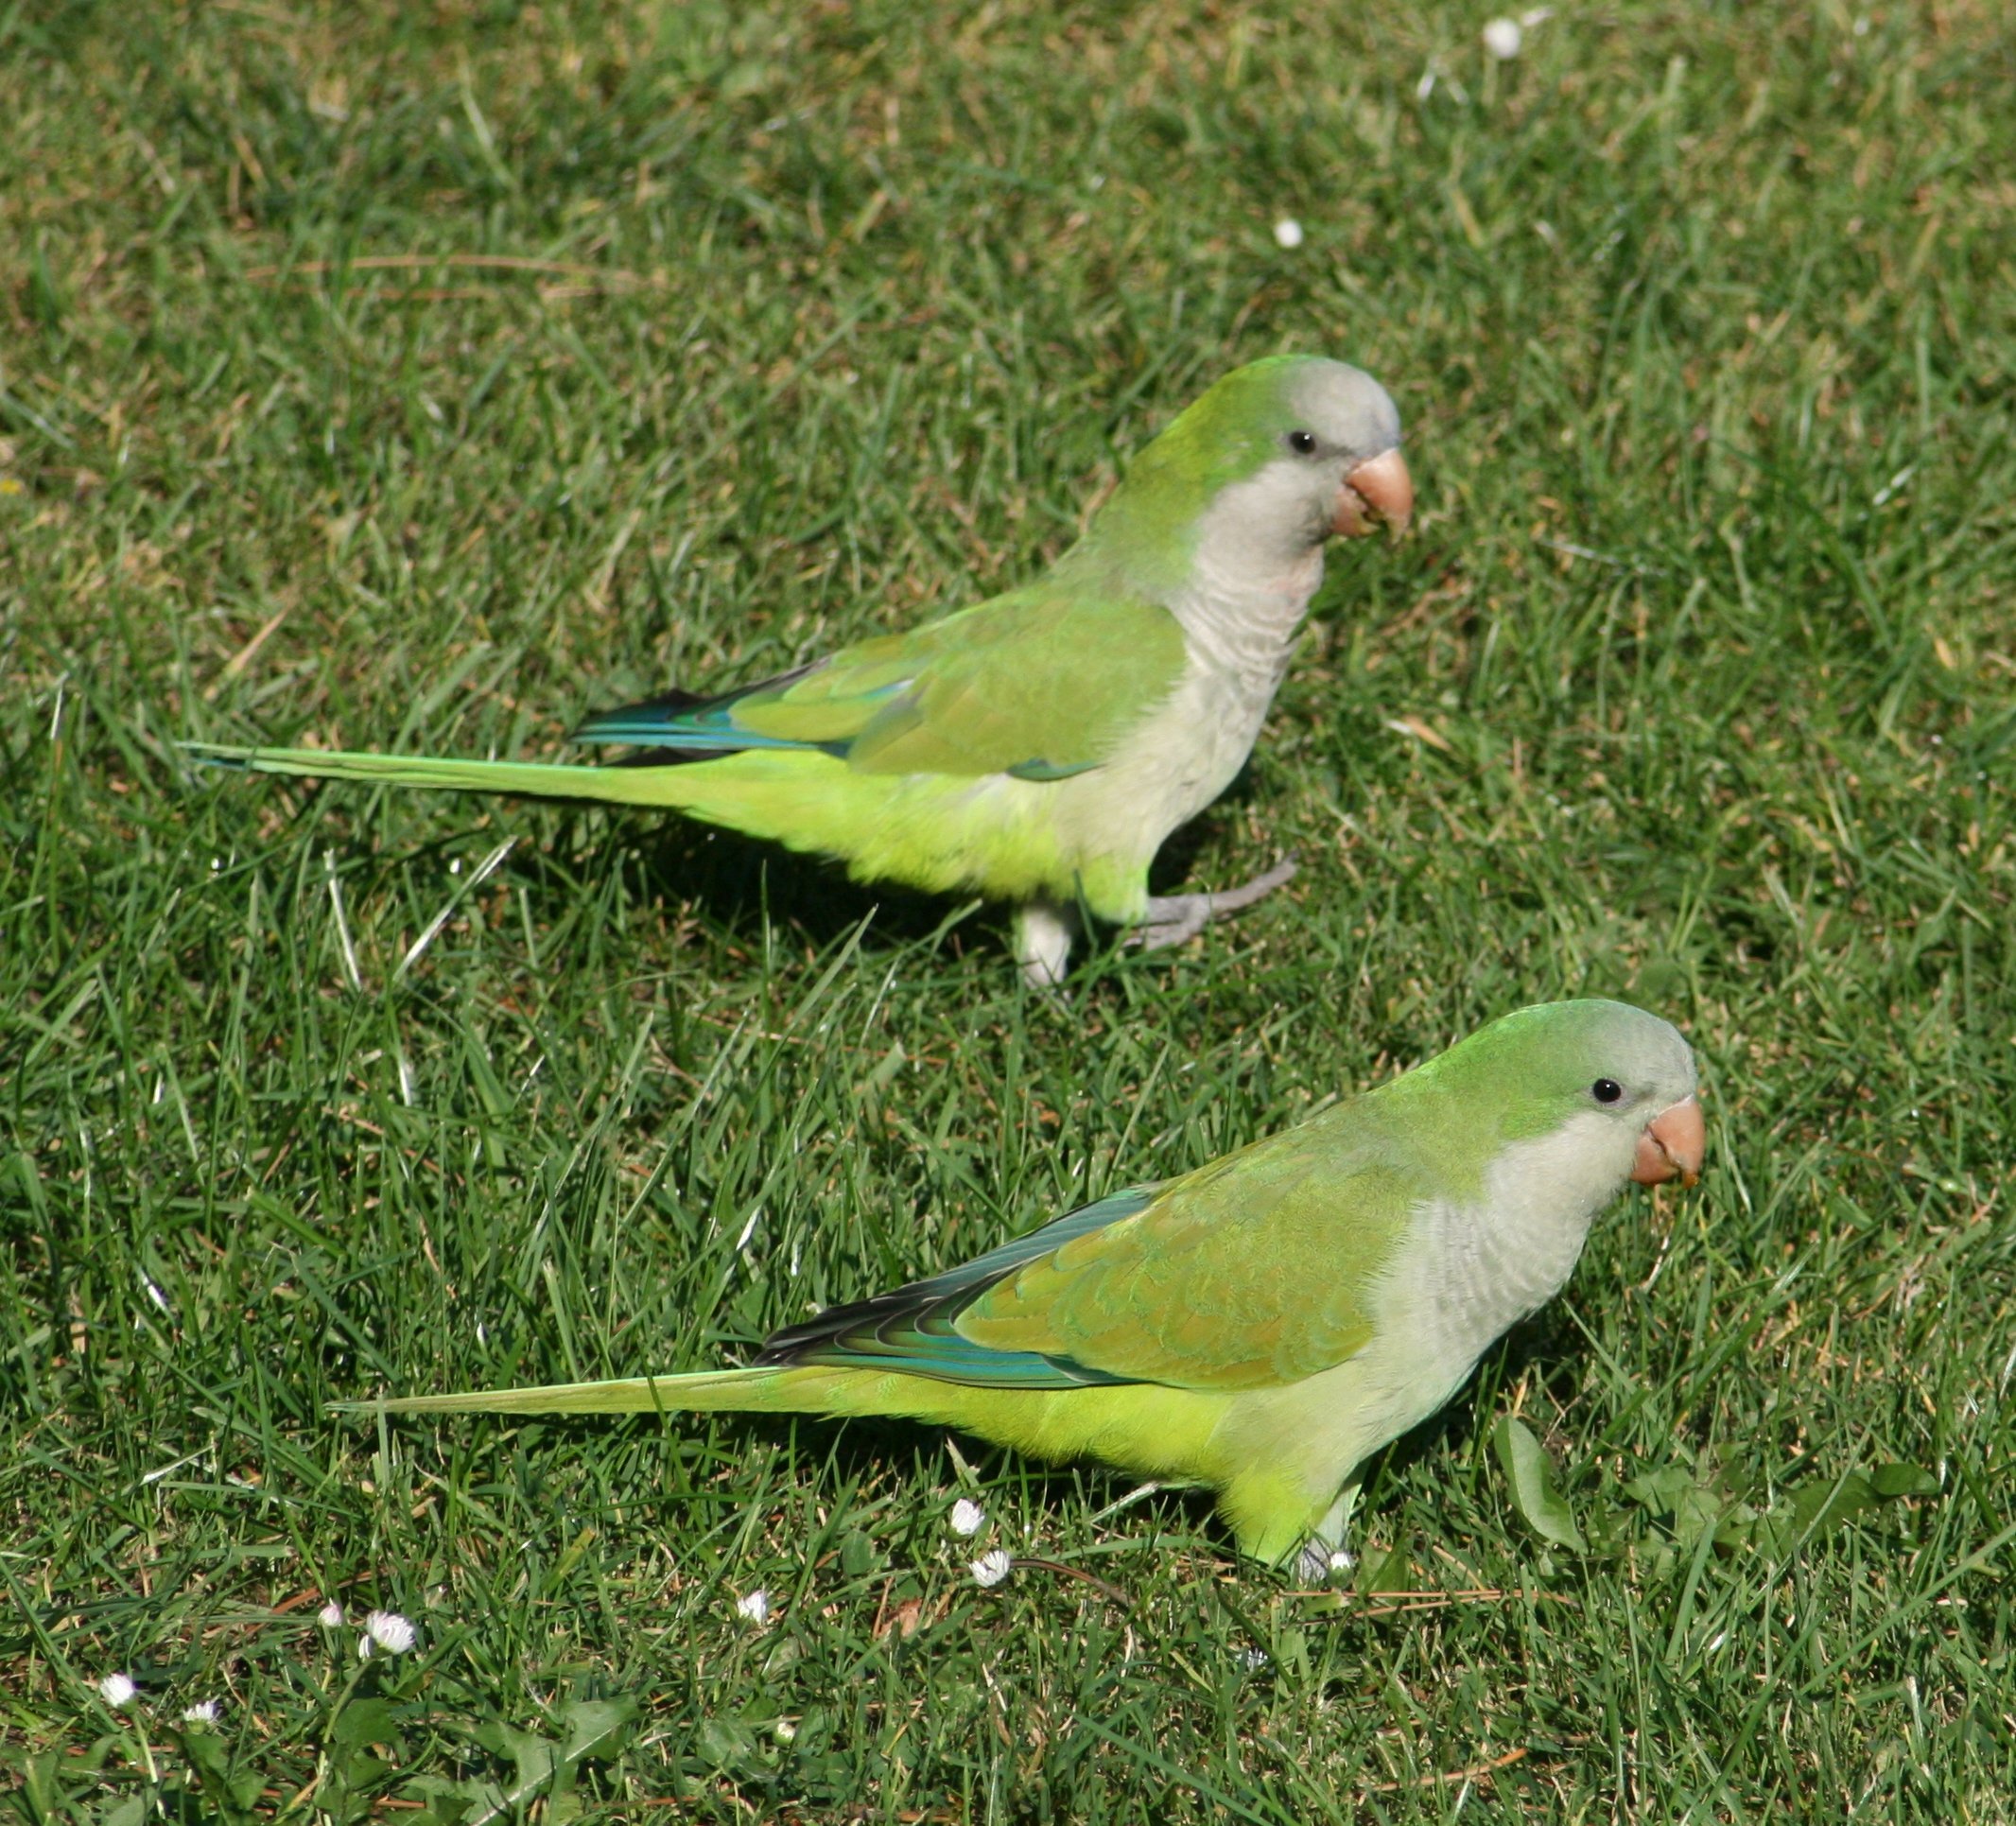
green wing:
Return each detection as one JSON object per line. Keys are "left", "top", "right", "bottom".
{"left": 572, "top": 585, "right": 1188, "bottom": 781}
{"left": 758, "top": 1115, "right": 1415, "bottom": 1394}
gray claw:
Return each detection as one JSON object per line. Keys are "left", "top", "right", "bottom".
{"left": 1129, "top": 854, "right": 1299, "bottom": 951}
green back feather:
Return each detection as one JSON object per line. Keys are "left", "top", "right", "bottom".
{"left": 569, "top": 586, "right": 1186, "bottom": 779}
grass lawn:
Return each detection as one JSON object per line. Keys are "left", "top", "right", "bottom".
{"left": 6, "top": 0, "right": 2015, "bottom": 1817}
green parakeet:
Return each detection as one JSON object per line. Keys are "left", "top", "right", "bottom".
{"left": 345, "top": 1000, "right": 1702, "bottom": 1572}
{"left": 188, "top": 355, "right": 1412, "bottom": 983}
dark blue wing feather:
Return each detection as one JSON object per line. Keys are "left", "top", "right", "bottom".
{"left": 752, "top": 1184, "right": 1160, "bottom": 1388}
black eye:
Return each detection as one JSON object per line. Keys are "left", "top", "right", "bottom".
{"left": 1286, "top": 429, "right": 1317, "bottom": 455}
{"left": 1591, "top": 1079, "right": 1624, "bottom": 1104}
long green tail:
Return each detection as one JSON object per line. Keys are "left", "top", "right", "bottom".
{"left": 183, "top": 743, "right": 693, "bottom": 809}
{"left": 330, "top": 1367, "right": 836, "bottom": 1417}
{"left": 332, "top": 1367, "right": 1227, "bottom": 1504}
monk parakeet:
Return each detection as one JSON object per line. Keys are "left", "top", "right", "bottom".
{"left": 188, "top": 355, "right": 1412, "bottom": 983}
{"left": 345, "top": 1000, "right": 1703, "bottom": 1573}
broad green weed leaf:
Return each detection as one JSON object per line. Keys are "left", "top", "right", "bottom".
{"left": 1494, "top": 1415, "right": 1586, "bottom": 1551}
{"left": 1870, "top": 1462, "right": 1940, "bottom": 1499}
{"left": 332, "top": 1697, "right": 400, "bottom": 1750}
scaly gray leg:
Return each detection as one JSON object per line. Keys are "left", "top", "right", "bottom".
{"left": 1014, "top": 899, "right": 1080, "bottom": 989}
{"left": 1295, "top": 1484, "right": 1361, "bottom": 1585}
{"left": 1131, "top": 855, "right": 1299, "bottom": 952}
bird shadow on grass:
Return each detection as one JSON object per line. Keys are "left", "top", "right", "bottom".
{"left": 273, "top": 758, "right": 1276, "bottom": 985}
{"left": 511, "top": 806, "right": 997, "bottom": 971}
{"left": 495, "top": 1398, "right": 1235, "bottom": 1573}
{"left": 1140, "top": 807, "right": 1236, "bottom": 899}
{"left": 599, "top": 803, "right": 1264, "bottom": 965}
{"left": 744, "top": 1408, "right": 1239, "bottom": 1568}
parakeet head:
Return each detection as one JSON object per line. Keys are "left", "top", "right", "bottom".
{"left": 1175, "top": 355, "right": 1411, "bottom": 539}
{"left": 1082, "top": 355, "right": 1412, "bottom": 592}
{"left": 1420, "top": 999, "right": 1704, "bottom": 1191}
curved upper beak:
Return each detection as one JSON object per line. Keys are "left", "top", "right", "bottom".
{"left": 1632, "top": 1094, "right": 1705, "bottom": 1188}
{"left": 1333, "top": 446, "right": 1414, "bottom": 539}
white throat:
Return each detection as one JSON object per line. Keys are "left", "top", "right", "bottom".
{"left": 1417, "top": 1113, "right": 1635, "bottom": 1348}
{"left": 1166, "top": 461, "right": 1331, "bottom": 687}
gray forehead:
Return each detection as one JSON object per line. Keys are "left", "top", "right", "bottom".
{"left": 1290, "top": 361, "right": 1402, "bottom": 454}
{"left": 1617, "top": 1010, "right": 1698, "bottom": 1094}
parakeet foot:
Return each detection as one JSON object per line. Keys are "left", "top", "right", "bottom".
{"left": 1015, "top": 900, "right": 1081, "bottom": 989}
{"left": 1130, "top": 855, "right": 1299, "bottom": 950}
{"left": 1295, "top": 1485, "right": 1361, "bottom": 1584}
{"left": 1297, "top": 1539, "right": 1344, "bottom": 1583}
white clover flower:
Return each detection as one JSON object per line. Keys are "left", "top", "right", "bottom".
{"left": 317, "top": 1601, "right": 345, "bottom": 1627}
{"left": 735, "top": 1589, "right": 772, "bottom": 1625}
{"left": 96, "top": 1673, "right": 138, "bottom": 1708}
{"left": 1241, "top": 1645, "right": 1271, "bottom": 1672}
{"left": 968, "top": 1549, "right": 1014, "bottom": 1589}
{"left": 1483, "top": 17, "right": 1523, "bottom": 59}
{"left": 948, "top": 1498, "right": 985, "bottom": 1538}
{"left": 360, "top": 1610, "right": 415, "bottom": 1658}
{"left": 180, "top": 1701, "right": 218, "bottom": 1726}
{"left": 1327, "top": 1550, "right": 1355, "bottom": 1576}
{"left": 1272, "top": 217, "right": 1305, "bottom": 251}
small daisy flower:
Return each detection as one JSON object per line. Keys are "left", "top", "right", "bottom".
{"left": 317, "top": 1600, "right": 345, "bottom": 1627}
{"left": 735, "top": 1589, "right": 772, "bottom": 1625}
{"left": 96, "top": 1673, "right": 138, "bottom": 1708}
{"left": 180, "top": 1701, "right": 219, "bottom": 1726}
{"left": 359, "top": 1610, "right": 415, "bottom": 1658}
{"left": 1241, "top": 1645, "right": 1271, "bottom": 1672}
{"left": 1483, "top": 17, "right": 1523, "bottom": 59}
{"left": 1272, "top": 217, "right": 1305, "bottom": 250}
{"left": 968, "top": 1549, "right": 1014, "bottom": 1589}
{"left": 948, "top": 1498, "right": 985, "bottom": 1538}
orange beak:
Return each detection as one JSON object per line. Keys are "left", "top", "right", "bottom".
{"left": 1632, "top": 1094, "right": 1705, "bottom": 1188}
{"left": 1333, "top": 446, "right": 1414, "bottom": 539}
